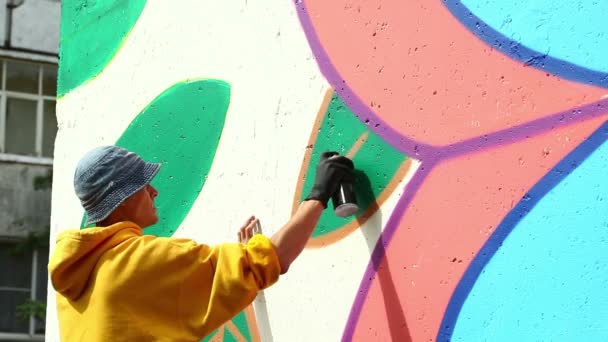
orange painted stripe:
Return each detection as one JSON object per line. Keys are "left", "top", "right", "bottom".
{"left": 208, "top": 326, "right": 224, "bottom": 342}
{"left": 346, "top": 131, "right": 369, "bottom": 159}
{"left": 292, "top": 88, "right": 335, "bottom": 215}
{"left": 244, "top": 305, "right": 261, "bottom": 342}
{"left": 225, "top": 321, "right": 248, "bottom": 342}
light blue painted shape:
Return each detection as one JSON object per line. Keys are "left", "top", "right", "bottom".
{"left": 451, "top": 139, "right": 608, "bottom": 341}
{"left": 459, "top": 0, "right": 608, "bottom": 73}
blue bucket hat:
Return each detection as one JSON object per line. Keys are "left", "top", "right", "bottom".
{"left": 74, "top": 146, "right": 161, "bottom": 225}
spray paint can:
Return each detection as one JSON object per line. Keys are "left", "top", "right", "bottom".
{"left": 330, "top": 154, "right": 359, "bottom": 217}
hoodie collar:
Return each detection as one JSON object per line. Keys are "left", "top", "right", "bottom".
{"left": 48, "top": 221, "right": 143, "bottom": 300}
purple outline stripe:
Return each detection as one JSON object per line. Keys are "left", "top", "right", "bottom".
{"left": 443, "top": 100, "right": 608, "bottom": 158}
{"left": 341, "top": 159, "right": 437, "bottom": 341}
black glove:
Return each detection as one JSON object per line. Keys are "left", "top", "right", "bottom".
{"left": 304, "top": 151, "right": 355, "bottom": 208}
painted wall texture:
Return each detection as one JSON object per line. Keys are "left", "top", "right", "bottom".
{"left": 47, "top": 0, "right": 608, "bottom": 341}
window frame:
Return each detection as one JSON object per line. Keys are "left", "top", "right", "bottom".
{"left": 0, "top": 240, "right": 47, "bottom": 341}
{"left": 0, "top": 58, "right": 57, "bottom": 165}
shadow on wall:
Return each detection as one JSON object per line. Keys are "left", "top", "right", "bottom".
{"left": 355, "top": 170, "right": 412, "bottom": 342}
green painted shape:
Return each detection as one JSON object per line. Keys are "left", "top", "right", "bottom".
{"left": 198, "top": 310, "right": 252, "bottom": 341}
{"left": 81, "top": 79, "right": 230, "bottom": 238}
{"left": 301, "top": 92, "right": 408, "bottom": 238}
{"left": 115, "top": 79, "right": 230, "bottom": 236}
{"left": 232, "top": 310, "right": 252, "bottom": 341}
{"left": 200, "top": 329, "right": 219, "bottom": 342}
{"left": 58, "top": 0, "right": 147, "bottom": 97}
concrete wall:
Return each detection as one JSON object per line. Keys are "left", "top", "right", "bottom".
{"left": 0, "top": 0, "right": 60, "bottom": 238}
{"left": 47, "top": 0, "right": 608, "bottom": 341}
{"left": 0, "top": 0, "right": 61, "bottom": 54}
{"left": 0, "top": 163, "right": 51, "bottom": 238}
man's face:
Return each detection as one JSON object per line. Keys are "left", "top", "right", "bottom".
{"left": 121, "top": 184, "right": 159, "bottom": 228}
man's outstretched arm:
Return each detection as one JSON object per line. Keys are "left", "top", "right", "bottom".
{"left": 270, "top": 199, "right": 324, "bottom": 274}
{"left": 270, "top": 152, "right": 354, "bottom": 273}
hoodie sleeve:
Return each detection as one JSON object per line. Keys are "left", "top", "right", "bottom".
{"left": 178, "top": 234, "right": 281, "bottom": 338}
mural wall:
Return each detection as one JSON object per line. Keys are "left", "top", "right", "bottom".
{"left": 47, "top": 0, "right": 608, "bottom": 341}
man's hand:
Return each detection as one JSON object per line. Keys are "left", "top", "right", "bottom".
{"left": 238, "top": 215, "right": 261, "bottom": 243}
{"left": 304, "top": 152, "right": 355, "bottom": 208}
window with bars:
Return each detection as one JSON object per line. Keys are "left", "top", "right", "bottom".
{"left": 0, "top": 241, "right": 48, "bottom": 341}
{"left": 0, "top": 59, "right": 58, "bottom": 159}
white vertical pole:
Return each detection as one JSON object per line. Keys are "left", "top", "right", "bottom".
{"left": 35, "top": 65, "right": 43, "bottom": 156}
{"left": 30, "top": 249, "right": 38, "bottom": 336}
{"left": 251, "top": 222, "right": 274, "bottom": 342}
{"left": 0, "top": 60, "right": 7, "bottom": 152}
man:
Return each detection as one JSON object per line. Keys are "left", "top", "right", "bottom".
{"left": 48, "top": 145, "right": 354, "bottom": 341}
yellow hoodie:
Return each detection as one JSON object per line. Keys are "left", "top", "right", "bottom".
{"left": 48, "top": 221, "right": 281, "bottom": 341}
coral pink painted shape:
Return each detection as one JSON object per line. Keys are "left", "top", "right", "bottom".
{"left": 350, "top": 116, "right": 608, "bottom": 341}
{"left": 303, "top": 0, "right": 606, "bottom": 146}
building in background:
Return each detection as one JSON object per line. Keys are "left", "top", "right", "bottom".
{"left": 0, "top": 0, "right": 59, "bottom": 341}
